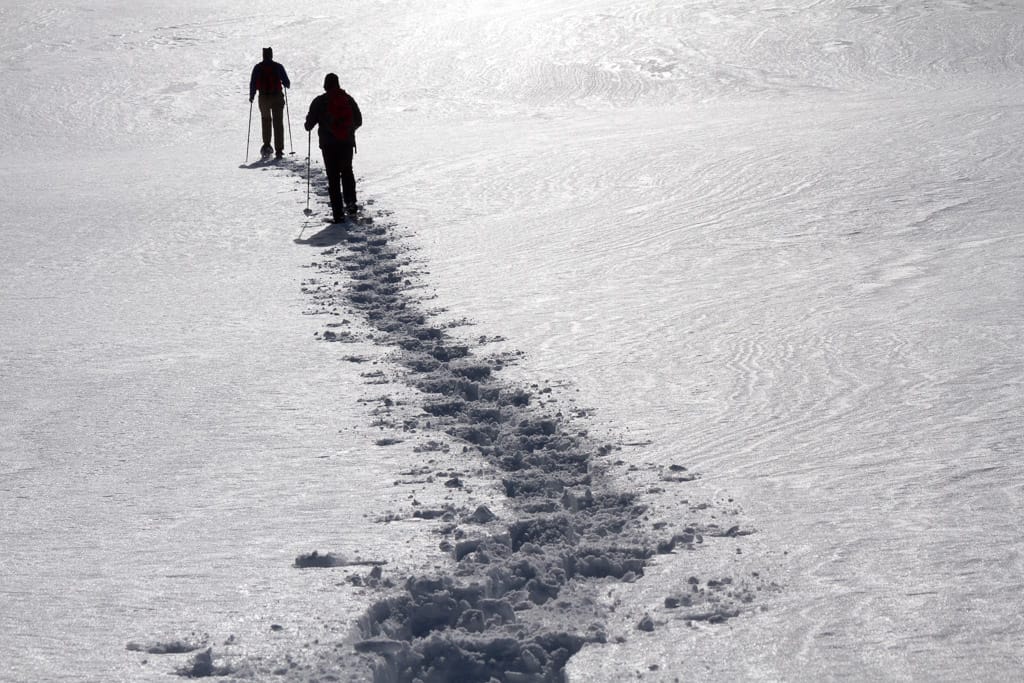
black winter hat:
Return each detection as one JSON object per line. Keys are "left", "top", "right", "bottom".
{"left": 262, "top": 47, "right": 272, "bottom": 60}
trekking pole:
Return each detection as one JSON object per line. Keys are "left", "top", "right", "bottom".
{"left": 285, "top": 88, "right": 294, "bottom": 154}
{"left": 245, "top": 99, "right": 253, "bottom": 163}
{"left": 303, "top": 130, "right": 312, "bottom": 215}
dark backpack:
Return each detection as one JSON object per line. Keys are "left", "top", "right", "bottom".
{"left": 326, "top": 90, "right": 355, "bottom": 142}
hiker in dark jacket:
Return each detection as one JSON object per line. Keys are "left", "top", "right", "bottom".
{"left": 304, "top": 73, "right": 362, "bottom": 222}
{"left": 249, "top": 47, "right": 291, "bottom": 159}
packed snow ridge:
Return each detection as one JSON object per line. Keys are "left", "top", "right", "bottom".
{"left": 178, "top": 163, "right": 766, "bottom": 681}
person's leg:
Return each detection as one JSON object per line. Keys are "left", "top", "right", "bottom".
{"left": 258, "top": 94, "right": 272, "bottom": 149}
{"left": 321, "top": 146, "right": 344, "bottom": 221}
{"left": 270, "top": 93, "right": 285, "bottom": 155}
{"left": 339, "top": 144, "right": 357, "bottom": 209}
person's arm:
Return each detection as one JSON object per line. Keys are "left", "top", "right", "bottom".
{"left": 304, "top": 96, "right": 320, "bottom": 132}
{"left": 278, "top": 64, "right": 291, "bottom": 89}
{"left": 249, "top": 65, "right": 258, "bottom": 101}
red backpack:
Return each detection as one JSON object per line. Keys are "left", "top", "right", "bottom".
{"left": 257, "top": 63, "right": 282, "bottom": 93}
{"left": 326, "top": 90, "right": 355, "bottom": 142}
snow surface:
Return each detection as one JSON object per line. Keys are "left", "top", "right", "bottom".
{"left": 2, "top": 0, "right": 1023, "bottom": 681}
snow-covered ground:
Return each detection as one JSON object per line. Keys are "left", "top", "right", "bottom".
{"left": 2, "top": 1, "right": 1022, "bottom": 681}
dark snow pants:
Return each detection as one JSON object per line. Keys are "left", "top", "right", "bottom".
{"left": 258, "top": 91, "right": 286, "bottom": 153}
{"left": 321, "top": 142, "right": 356, "bottom": 218}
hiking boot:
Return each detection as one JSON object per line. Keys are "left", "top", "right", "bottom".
{"left": 260, "top": 144, "right": 272, "bottom": 156}
{"left": 275, "top": 150, "right": 283, "bottom": 159}
{"left": 345, "top": 203, "right": 359, "bottom": 215}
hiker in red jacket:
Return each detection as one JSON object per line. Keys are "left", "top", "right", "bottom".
{"left": 304, "top": 73, "right": 362, "bottom": 223}
{"left": 249, "top": 47, "right": 291, "bottom": 159}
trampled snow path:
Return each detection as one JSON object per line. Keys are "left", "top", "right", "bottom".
{"left": 197, "top": 164, "right": 769, "bottom": 680}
